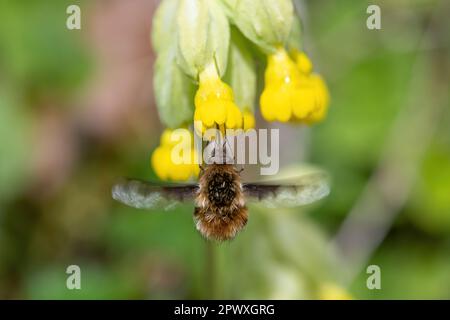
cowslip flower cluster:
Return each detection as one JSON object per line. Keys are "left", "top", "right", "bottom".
{"left": 151, "top": 129, "right": 199, "bottom": 181}
{"left": 260, "top": 48, "right": 329, "bottom": 124}
{"left": 150, "top": 0, "right": 329, "bottom": 181}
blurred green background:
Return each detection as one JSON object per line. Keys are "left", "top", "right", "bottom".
{"left": 0, "top": 0, "right": 449, "bottom": 299}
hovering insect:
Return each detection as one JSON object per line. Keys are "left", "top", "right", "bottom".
{"left": 112, "top": 141, "right": 329, "bottom": 241}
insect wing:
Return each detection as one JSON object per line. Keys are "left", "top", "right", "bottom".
{"left": 243, "top": 172, "right": 330, "bottom": 208}
{"left": 112, "top": 179, "right": 198, "bottom": 210}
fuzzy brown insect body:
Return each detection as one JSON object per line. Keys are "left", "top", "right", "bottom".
{"left": 194, "top": 164, "right": 248, "bottom": 241}
{"left": 112, "top": 161, "right": 329, "bottom": 242}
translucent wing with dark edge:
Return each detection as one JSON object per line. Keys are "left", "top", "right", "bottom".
{"left": 243, "top": 172, "right": 330, "bottom": 208}
{"left": 112, "top": 179, "right": 198, "bottom": 210}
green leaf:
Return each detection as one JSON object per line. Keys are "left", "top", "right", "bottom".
{"left": 223, "top": 27, "right": 256, "bottom": 112}
{"left": 176, "top": 0, "right": 230, "bottom": 78}
{"left": 221, "top": 0, "right": 294, "bottom": 53}
{"left": 154, "top": 45, "right": 196, "bottom": 128}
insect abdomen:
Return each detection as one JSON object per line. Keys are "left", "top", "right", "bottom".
{"left": 194, "top": 206, "right": 248, "bottom": 241}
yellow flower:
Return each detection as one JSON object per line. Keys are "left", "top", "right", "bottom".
{"left": 318, "top": 283, "right": 353, "bottom": 300}
{"left": 292, "top": 50, "right": 330, "bottom": 124}
{"left": 242, "top": 109, "right": 256, "bottom": 131}
{"left": 293, "top": 50, "right": 313, "bottom": 74}
{"left": 151, "top": 129, "right": 199, "bottom": 181}
{"left": 260, "top": 48, "right": 329, "bottom": 124}
{"left": 302, "top": 73, "right": 329, "bottom": 124}
{"left": 194, "top": 62, "right": 243, "bottom": 135}
{"left": 260, "top": 48, "right": 301, "bottom": 122}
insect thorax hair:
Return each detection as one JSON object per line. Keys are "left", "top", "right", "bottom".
{"left": 194, "top": 164, "right": 247, "bottom": 241}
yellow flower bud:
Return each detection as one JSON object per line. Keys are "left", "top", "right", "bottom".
{"left": 151, "top": 129, "right": 199, "bottom": 181}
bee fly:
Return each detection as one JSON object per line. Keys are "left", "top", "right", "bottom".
{"left": 112, "top": 139, "right": 329, "bottom": 241}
